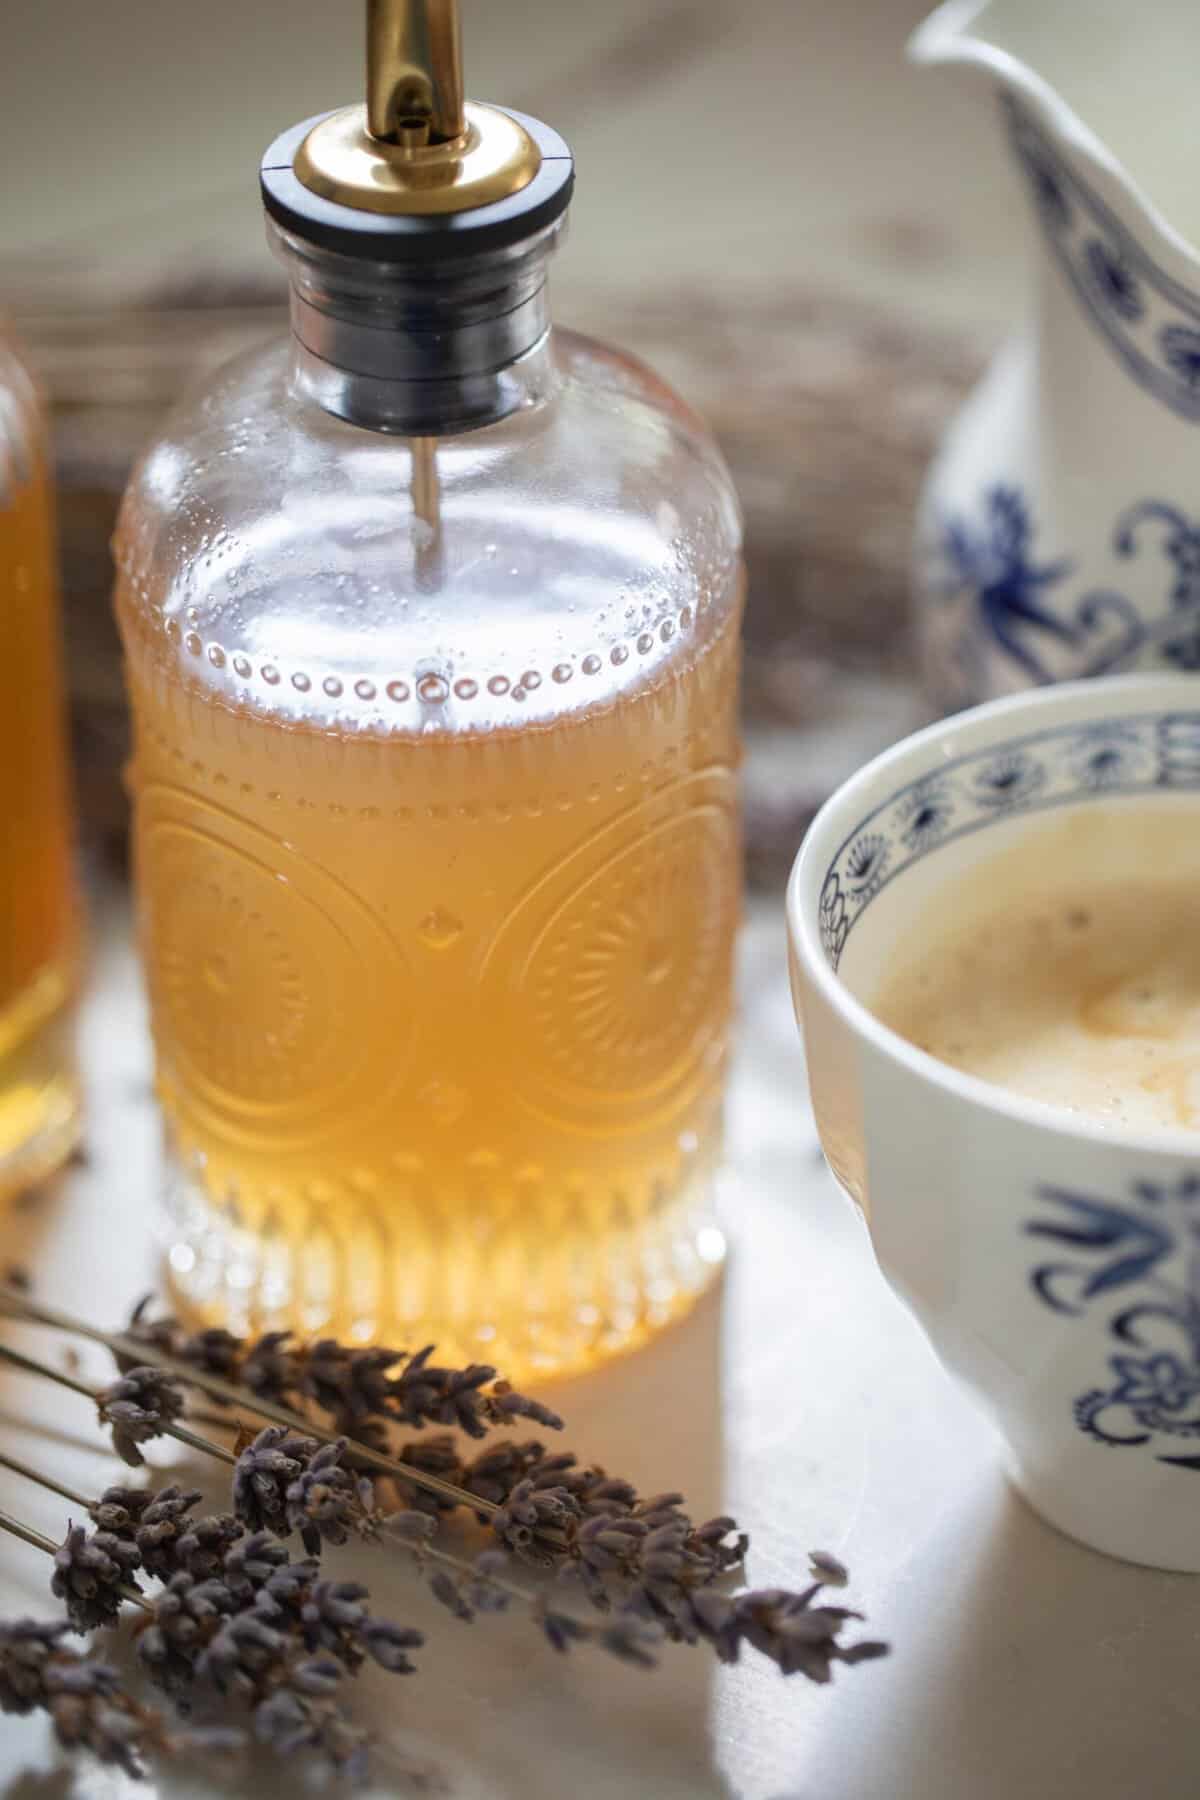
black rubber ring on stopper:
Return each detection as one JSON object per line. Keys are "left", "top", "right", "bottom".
{"left": 260, "top": 106, "right": 574, "bottom": 262}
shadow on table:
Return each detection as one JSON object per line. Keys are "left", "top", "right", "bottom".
{"left": 228, "top": 1277, "right": 731, "bottom": 1800}
{"left": 798, "top": 1461, "right": 1200, "bottom": 1800}
{"left": 471, "top": 1271, "right": 734, "bottom": 1800}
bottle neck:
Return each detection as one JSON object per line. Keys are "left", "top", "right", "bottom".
{"left": 273, "top": 219, "right": 560, "bottom": 436}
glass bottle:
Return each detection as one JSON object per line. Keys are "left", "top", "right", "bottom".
{"left": 0, "top": 321, "right": 81, "bottom": 1197}
{"left": 114, "top": 0, "right": 743, "bottom": 1376}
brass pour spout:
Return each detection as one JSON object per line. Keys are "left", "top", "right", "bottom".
{"left": 367, "top": 0, "right": 465, "bottom": 145}
{"left": 295, "top": 0, "right": 538, "bottom": 217}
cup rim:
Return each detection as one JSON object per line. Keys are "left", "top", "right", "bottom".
{"left": 786, "top": 672, "right": 1200, "bottom": 1159}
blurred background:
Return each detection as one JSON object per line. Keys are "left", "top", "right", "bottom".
{"left": 1, "top": 0, "right": 1028, "bottom": 881}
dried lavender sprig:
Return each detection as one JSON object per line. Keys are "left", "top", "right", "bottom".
{"left": 0, "top": 1290, "right": 500, "bottom": 1519}
{"left": 230, "top": 1436, "right": 655, "bottom": 1667}
{"left": 383, "top": 1508, "right": 663, "bottom": 1666}
{"left": 232, "top": 1426, "right": 319, "bottom": 1537}
{"left": 0, "top": 1509, "right": 149, "bottom": 1619}
{"left": 284, "top": 1438, "right": 379, "bottom": 1554}
{"left": 0, "top": 1617, "right": 244, "bottom": 1779}
{"left": 11, "top": 1436, "right": 659, "bottom": 1678}
{"left": 0, "top": 1456, "right": 152, "bottom": 1633}
{"left": 389, "top": 1466, "right": 883, "bottom": 1680}
{"left": 121, "top": 1300, "right": 564, "bottom": 1440}
{"left": 5, "top": 1433, "right": 885, "bottom": 1688}
{"left": 1, "top": 1453, "right": 249, "bottom": 1601}
{"left": 96, "top": 1367, "right": 186, "bottom": 1468}
{"left": 164, "top": 1380, "right": 882, "bottom": 1681}
{"left": 0, "top": 1339, "right": 234, "bottom": 1472}
{"left": 679, "top": 1585, "right": 889, "bottom": 1681}
{"left": 136, "top": 1534, "right": 425, "bottom": 1778}
{"left": 566, "top": 1498, "right": 749, "bottom": 1626}
{"left": 0, "top": 1296, "right": 889, "bottom": 1684}
{"left": 52, "top": 1524, "right": 144, "bottom": 1633}
{"left": 395, "top": 1434, "right": 750, "bottom": 1605}
{"left": 0, "top": 1478, "right": 418, "bottom": 1783}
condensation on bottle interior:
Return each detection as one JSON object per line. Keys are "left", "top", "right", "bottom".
{"left": 117, "top": 419, "right": 742, "bottom": 1376}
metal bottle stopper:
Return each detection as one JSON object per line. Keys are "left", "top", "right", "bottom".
{"left": 260, "top": 0, "right": 575, "bottom": 433}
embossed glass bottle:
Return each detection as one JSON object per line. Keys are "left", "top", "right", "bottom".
{"left": 114, "top": 0, "right": 743, "bottom": 1374}
{"left": 0, "top": 321, "right": 81, "bottom": 1198}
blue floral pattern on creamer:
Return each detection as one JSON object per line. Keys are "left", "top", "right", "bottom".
{"left": 1006, "top": 96, "right": 1200, "bottom": 421}
{"left": 1026, "top": 1178, "right": 1200, "bottom": 1469}
{"left": 933, "top": 486, "right": 1200, "bottom": 691}
{"left": 817, "top": 710, "right": 1194, "bottom": 969}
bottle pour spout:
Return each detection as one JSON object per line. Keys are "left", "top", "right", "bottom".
{"left": 366, "top": 0, "right": 464, "bottom": 146}
{"left": 260, "top": 0, "right": 574, "bottom": 433}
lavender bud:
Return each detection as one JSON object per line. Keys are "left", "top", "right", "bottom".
{"left": 178, "top": 1326, "right": 242, "bottom": 1381}
{"left": 87, "top": 1486, "right": 156, "bottom": 1537}
{"left": 290, "top": 1656, "right": 343, "bottom": 1697}
{"left": 170, "top": 1512, "right": 244, "bottom": 1582}
{"left": 222, "top": 1530, "right": 291, "bottom": 1604}
{"left": 396, "top": 1433, "right": 465, "bottom": 1514}
{"left": 303, "top": 1339, "right": 402, "bottom": 1425}
{"left": 384, "top": 1509, "right": 435, "bottom": 1545}
{"left": 599, "top": 1616, "right": 661, "bottom": 1668}
{"left": 492, "top": 1479, "right": 577, "bottom": 1554}
{"left": 96, "top": 1367, "right": 185, "bottom": 1467}
{"left": 233, "top": 1426, "right": 317, "bottom": 1535}
{"left": 428, "top": 1570, "right": 473, "bottom": 1622}
{"left": 284, "top": 1438, "right": 373, "bottom": 1554}
{"left": 540, "top": 1609, "right": 587, "bottom": 1654}
{"left": 489, "top": 1382, "right": 565, "bottom": 1431}
{"left": 51, "top": 1525, "right": 142, "bottom": 1633}
{"left": 133, "top": 1485, "right": 204, "bottom": 1579}
{"left": 360, "top": 1620, "right": 423, "bottom": 1673}
{"left": 808, "top": 1549, "right": 849, "bottom": 1588}
{"left": 252, "top": 1686, "right": 309, "bottom": 1751}
{"left": 239, "top": 1330, "right": 303, "bottom": 1405}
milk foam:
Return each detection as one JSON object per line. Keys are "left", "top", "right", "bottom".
{"left": 873, "top": 816, "right": 1200, "bottom": 1134}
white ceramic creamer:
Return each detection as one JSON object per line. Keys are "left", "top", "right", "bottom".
{"left": 911, "top": 0, "right": 1200, "bottom": 709}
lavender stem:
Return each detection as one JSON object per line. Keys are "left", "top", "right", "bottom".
{"left": 0, "top": 1339, "right": 235, "bottom": 1469}
{"left": 0, "top": 1448, "right": 91, "bottom": 1510}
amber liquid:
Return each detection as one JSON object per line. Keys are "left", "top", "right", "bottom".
{"left": 122, "top": 600, "right": 741, "bottom": 1375}
{"left": 0, "top": 458, "right": 79, "bottom": 1194}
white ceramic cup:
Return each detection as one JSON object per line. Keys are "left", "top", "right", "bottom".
{"left": 787, "top": 673, "right": 1200, "bottom": 1571}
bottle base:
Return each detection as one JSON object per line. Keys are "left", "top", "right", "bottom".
{"left": 0, "top": 973, "right": 81, "bottom": 1202}
{"left": 159, "top": 1153, "right": 728, "bottom": 1383}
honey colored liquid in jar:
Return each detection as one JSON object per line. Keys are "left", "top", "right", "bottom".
{"left": 121, "top": 590, "right": 740, "bottom": 1375}
{"left": 115, "top": 44, "right": 745, "bottom": 1375}
{"left": 0, "top": 364, "right": 79, "bottom": 1196}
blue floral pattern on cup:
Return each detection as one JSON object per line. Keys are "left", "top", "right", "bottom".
{"left": 818, "top": 710, "right": 1181, "bottom": 969}
{"left": 1026, "top": 1178, "right": 1200, "bottom": 1469}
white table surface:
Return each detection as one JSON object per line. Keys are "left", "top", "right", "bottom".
{"left": 0, "top": 884, "right": 1195, "bottom": 1800}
